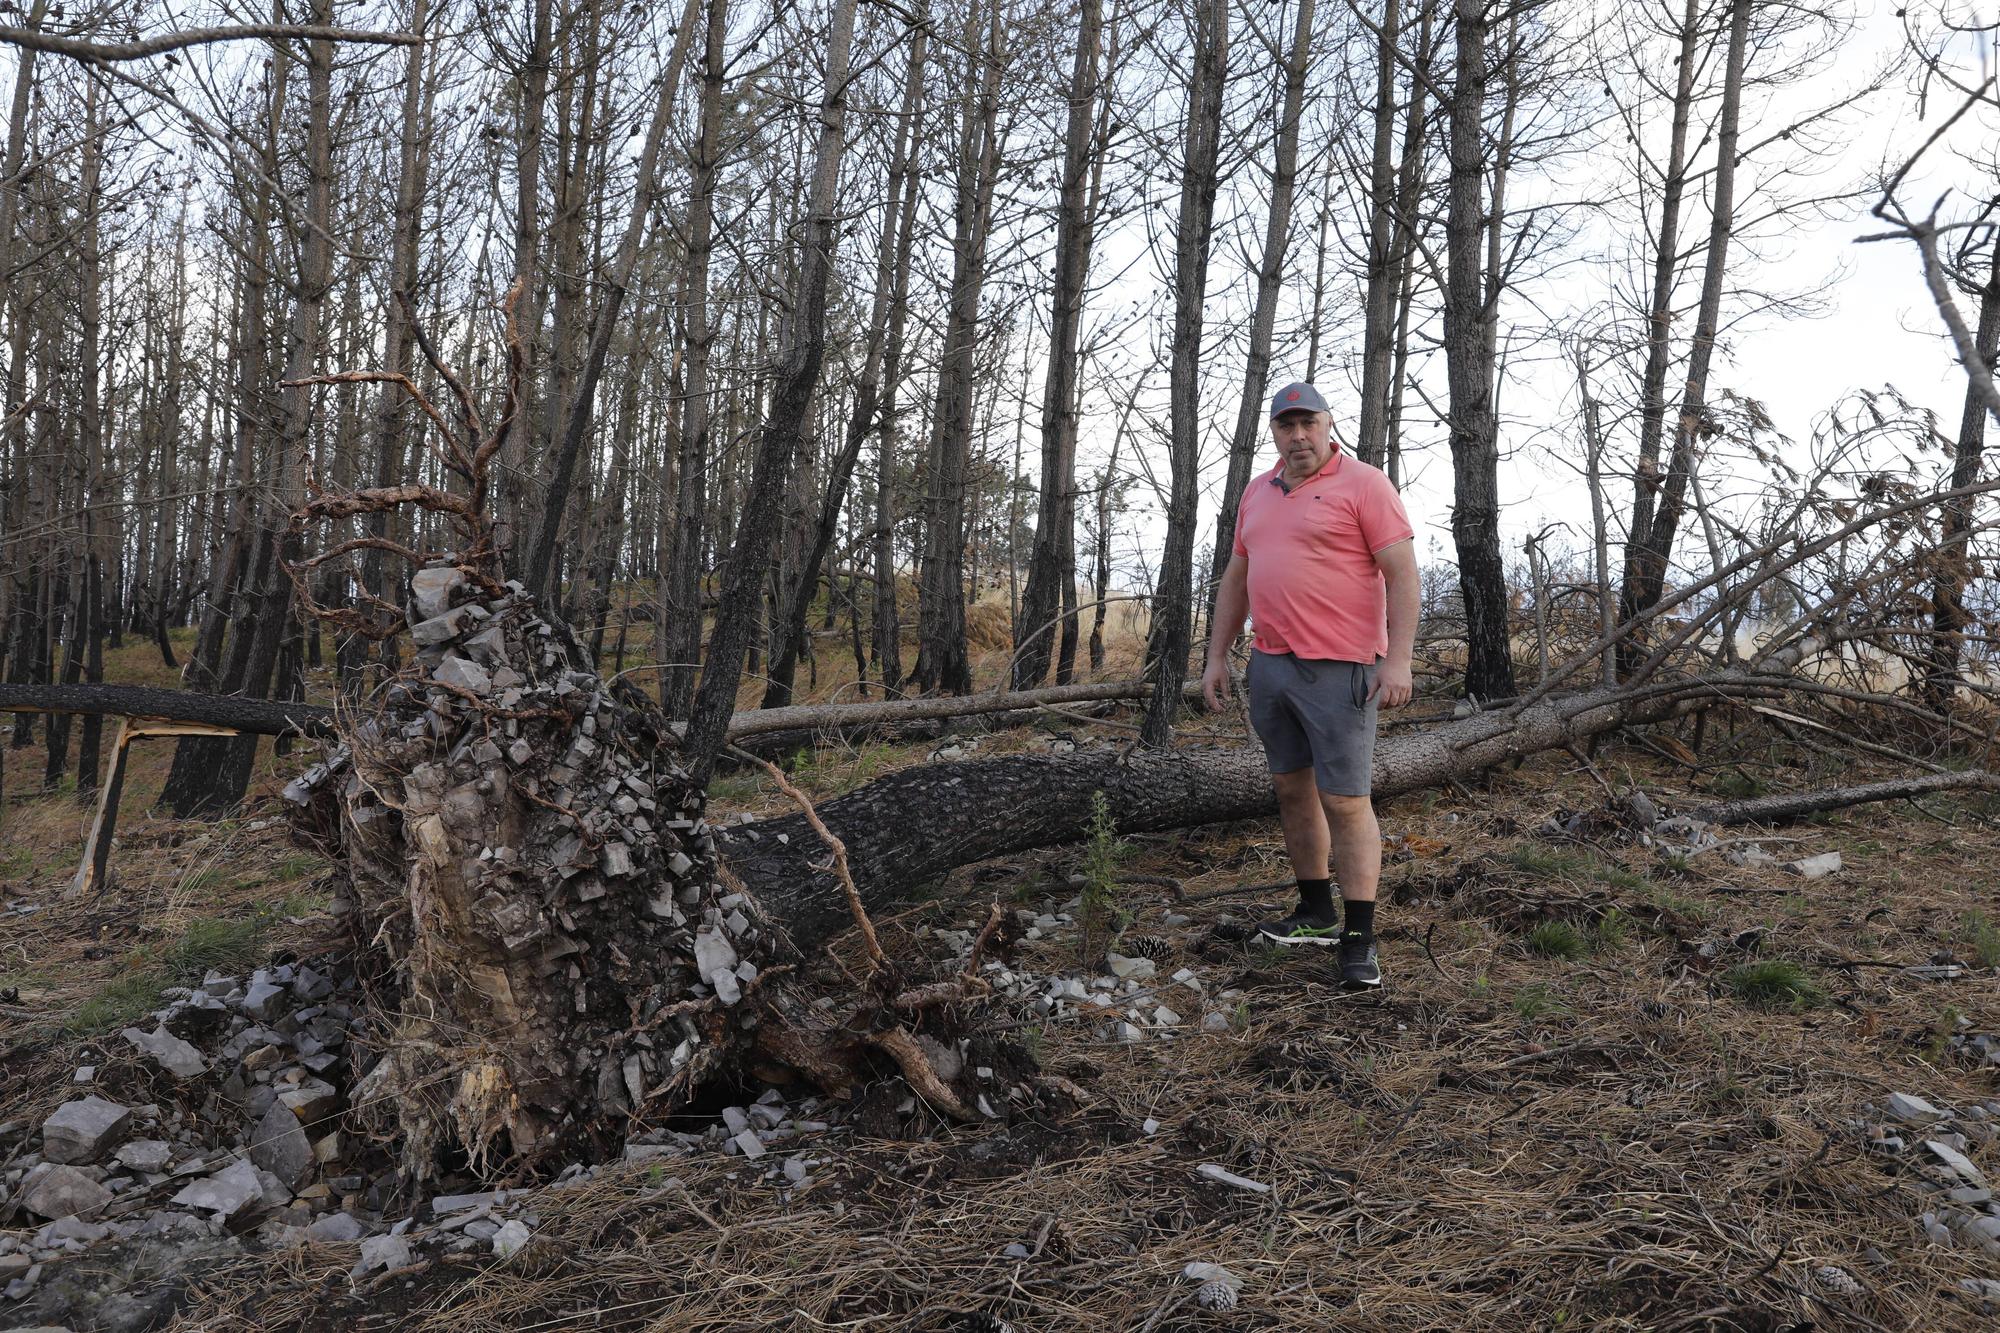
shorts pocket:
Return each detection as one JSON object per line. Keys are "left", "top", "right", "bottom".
{"left": 1350, "top": 661, "right": 1376, "bottom": 710}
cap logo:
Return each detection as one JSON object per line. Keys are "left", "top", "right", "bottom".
{"left": 1287, "top": 390, "right": 1300, "bottom": 401}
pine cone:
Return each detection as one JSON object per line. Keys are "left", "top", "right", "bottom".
{"left": 1196, "top": 1279, "right": 1239, "bottom": 1311}
{"left": 1119, "top": 934, "right": 1173, "bottom": 962}
{"left": 1813, "top": 1266, "right": 1862, "bottom": 1297}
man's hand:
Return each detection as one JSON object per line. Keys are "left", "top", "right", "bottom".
{"left": 1369, "top": 658, "right": 1414, "bottom": 709}
{"left": 1201, "top": 658, "right": 1234, "bottom": 712}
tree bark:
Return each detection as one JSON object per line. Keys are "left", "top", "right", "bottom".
{"left": 1013, "top": 0, "right": 1103, "bottom": 691}
{"left": 1355, "top": 0, "right": 1402, "bottom": 467}
{"left": 1443, "top": 0, "right": 1517, "bottom": 704}
{"left": 1925, "top": 235, "right": 2000, "bottom": 711}
{"left": 681, "top": 0, "right": 858, "bottom": 781}
{"left": 1141, "top": 0, "right": 1228, "bottom": 747}
{"left": 763, "top": 14, "right": 928, "bottom": 708}
{"left": 911, "top": 0, "right": 1005, "bottom": 697}
{"left": 722, "top": 672, "right": 1741, "bottom": 945}
{"left": 1621, "top": 0, "right": 1750, "bottom": 661}
{"left": 1207, "top": 0, "right": 1312, "bottom": 622}
{"left": 524, "top": 0, "right": 704, "bottom": 603}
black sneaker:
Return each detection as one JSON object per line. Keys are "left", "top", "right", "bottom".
{"left": 1337, "top": 933, "right": 1382, "bottom": 988}
{"left": 1256, "top": 907, "right": 1343, "bottom": 946}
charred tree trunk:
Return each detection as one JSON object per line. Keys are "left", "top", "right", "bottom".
{"left": 681, "top": 0, "right": 858, "bottom": 780}
{"left": 1013, "top": 0, "right": 1102, "bottom": 692}
{"left": 1926, "top": 235, "right": 2000, "bottom": 712}
{"left": 911, "top": 0, "right": 1004, "bottom": 697}
{"left": 657, "top": 0, "right": 729, "bottom": 722}
{"left": 1443, "top": 0, "right": 1517, "bottom": 704}
{"left": 1140, "top": 0, "right": 1227, "bottom": 747}
{"left": 1621, "top": 0, "right": 1749, "bottom": 665}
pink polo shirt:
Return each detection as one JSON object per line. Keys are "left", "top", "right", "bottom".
{"left": 1230, "top": 446, "right": 1413, "bottom": 663}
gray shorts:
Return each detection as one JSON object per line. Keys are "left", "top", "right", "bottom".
{"left": 1245, "top": 650, "right": 1379, "bottom": 796}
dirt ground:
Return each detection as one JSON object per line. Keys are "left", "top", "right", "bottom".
{"left": 4, "top": 624, "right": 2000, "bottom": 1330}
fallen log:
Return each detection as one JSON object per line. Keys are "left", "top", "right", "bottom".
{"left": 720, "top": 673, "right": 1775, "bottom": 945}
{"left": 1690, "top": 769, "right": 2000, "bottom": 826}
{"left": 0, "top": 676, "right": 1189, "bottom": 746}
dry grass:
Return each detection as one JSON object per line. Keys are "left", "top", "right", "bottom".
{"left": 25, "top": 731, "right": 1983, "bottom": 1330}
{"left": 8, "top": 618, "right": 2000, "bottom": 1328}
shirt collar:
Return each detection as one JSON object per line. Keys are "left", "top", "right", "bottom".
{"left": 1267, "top": 443, "right": 1344, "bottom": 491}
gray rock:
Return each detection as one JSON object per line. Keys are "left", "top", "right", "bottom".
{"left": 170, "top": 1158, "right": 263, "bottom": 1217}
{"left": 1887, "top": 1091, "right": 1945, "bottom": 1123}
{"left": 720, "top": 1106, "right": 751, "bottom": 1135}
{"left": 491, "top": 1219, "right": 532, "bottom": 1259}
{"left": 113, "top": 1139, "right": 172, "bottom": 1173}
{"left": 292, "top": 966, "right": 334, "bottom": 1003}
{"left": 1106, "top": 952, "right": 1155, "bottom": 979}
{"left": 1194, "top": 1164, "right": 1271, "bottom": 1194}
{"left": 1113, "top": 1022, "right": 1144, "bottom": 1042}
{"left": 783, "top": 1157, "right": 808, "bottom": 1185}
{"left": 433, "top": 654, "right": 491, "bottom": 695}
{"left": 732, "top": 1130, "right": 767, "bottom": 1160}
{"left": 161, "top": 991, "right": 230, "bottom": 1040}
{"left": 710, "top": 968, "right": 742, "bottom": 1005}
{"left": 41, "top": 1096, "right": 131, "bottom": 1165}
{"left": 20, "top": 1164, "right": 113, "bottom": 1220}
{"left": 1960, "top": 1278, "right": 2000, "bottom": 1310}
{"left": 463, "top": 1218, "right": 500, "bottom": 1242}
{"left": 1927, "top": 1138, "right": 1989, "bottom": 1188}
{"left": 693, "top": 929, "right": 738, "bottom": 979}
{"left": 249, "top": 1103, "right": 314, "bottom": 1189}
{"left": 276, "top": 1077, "right": 340, "bottom": 1127}
{"left": 1784, "top": 851, "right": 1841, "bottom": 879}
{"left": 1963, "top": 1213, "right": 2000, "bottom": 1257}
{"left": 410, "top": 566, "right": 464, "bottom": 621}
{"left": 351, "top": 1233, "right": 411, "bottom": 1280}
{"left": 430, "top": 1189, "right": 504, "bottom": 1215}
{"left": 408, "top": 604, "right": 475, "bottom": 646}
{"left": 240, "top": 979, "right": 288, "bottom": 1023}
{"left": 1201, "top": 1012, "right": 1231, "bottom": 1033}
{"left": 306, "top": 1211, "right": 365, "bottom": 1244}
{"left": 36, "top": 1216, "right": 109, "bottom": 1247}
{"left": 97, "top": 1289, "right": 177, "bottom": 1332}
{"left": 121, "top": 1026, "right": 207, "bottom": 1078}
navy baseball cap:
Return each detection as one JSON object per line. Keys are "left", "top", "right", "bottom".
{"left": 1269, "top": 381, "right": 1329, "bottom": 418}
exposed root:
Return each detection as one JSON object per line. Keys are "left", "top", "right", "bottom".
{"left": 867, "top": 1024, "right": 977, "bottom": 1123}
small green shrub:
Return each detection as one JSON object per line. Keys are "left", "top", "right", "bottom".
{"left": 1958, "top": 912, "right": 2000, "bottom": 970}
{"left": 1526, "top": 920, "right": 1588, "bottom": 960}
{"left": 1513, "top": 984, "right": 1568, "bottom": 1019}
{"left": 1078, "top": 791, "right": 1129, "bottom": 958}
{"left": 1723, "top": 960, "right": 1825, "bottom": 1011}
{"left": 1592, "top": 907, "right": 1629, "bottom": 952}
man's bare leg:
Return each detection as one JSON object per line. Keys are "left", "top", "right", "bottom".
{"left": 1273, "top": 768, "right": 1329, "bottom": 880}
{"left": 1323, "top": 794, "right": 1379, "bottom": 903}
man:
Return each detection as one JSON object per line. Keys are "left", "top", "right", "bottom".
{"left": 1201, "top": 382, "right": 1419, "bottom": 988}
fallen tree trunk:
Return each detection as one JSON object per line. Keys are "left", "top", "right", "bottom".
{"left": 1690, "top": 769, "right": 2000, "bottom": 826}
{"left": 0, "top": 676, "right": 1189, "bottom": 748}
{"left": 721, "top": 675, "right": 1778, "bottom": 944}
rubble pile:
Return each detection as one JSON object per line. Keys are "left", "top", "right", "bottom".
{"left": 1856, "top": 1087, "right": 2000, "bottom": 1308}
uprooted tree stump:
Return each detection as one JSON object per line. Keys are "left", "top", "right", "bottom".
{"left": 277, "top": 303, "right": 1003, "bottom": 1187}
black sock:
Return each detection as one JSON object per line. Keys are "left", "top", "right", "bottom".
{"left": 1297, "top": 878, "right": 1334, "bottom": 918}
{"left": 1342, "top": 898, "right": 1375, "bottom": 938}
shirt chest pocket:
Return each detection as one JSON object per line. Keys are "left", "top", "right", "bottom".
{"left": 1307, "top": 495, "right": 1362, "bottom": 549}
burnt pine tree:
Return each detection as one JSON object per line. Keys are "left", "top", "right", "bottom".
{"left": 1141, "top": 0, "right": 1229, "bottom": 747}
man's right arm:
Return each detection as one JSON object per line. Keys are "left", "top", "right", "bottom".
{"left": 1202, "top": 553, "right": 1249, "bottom": 711}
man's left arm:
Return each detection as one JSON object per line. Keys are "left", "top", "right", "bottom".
{"left": 1371, "top": 538, "right": 1419, "bottom": 708}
